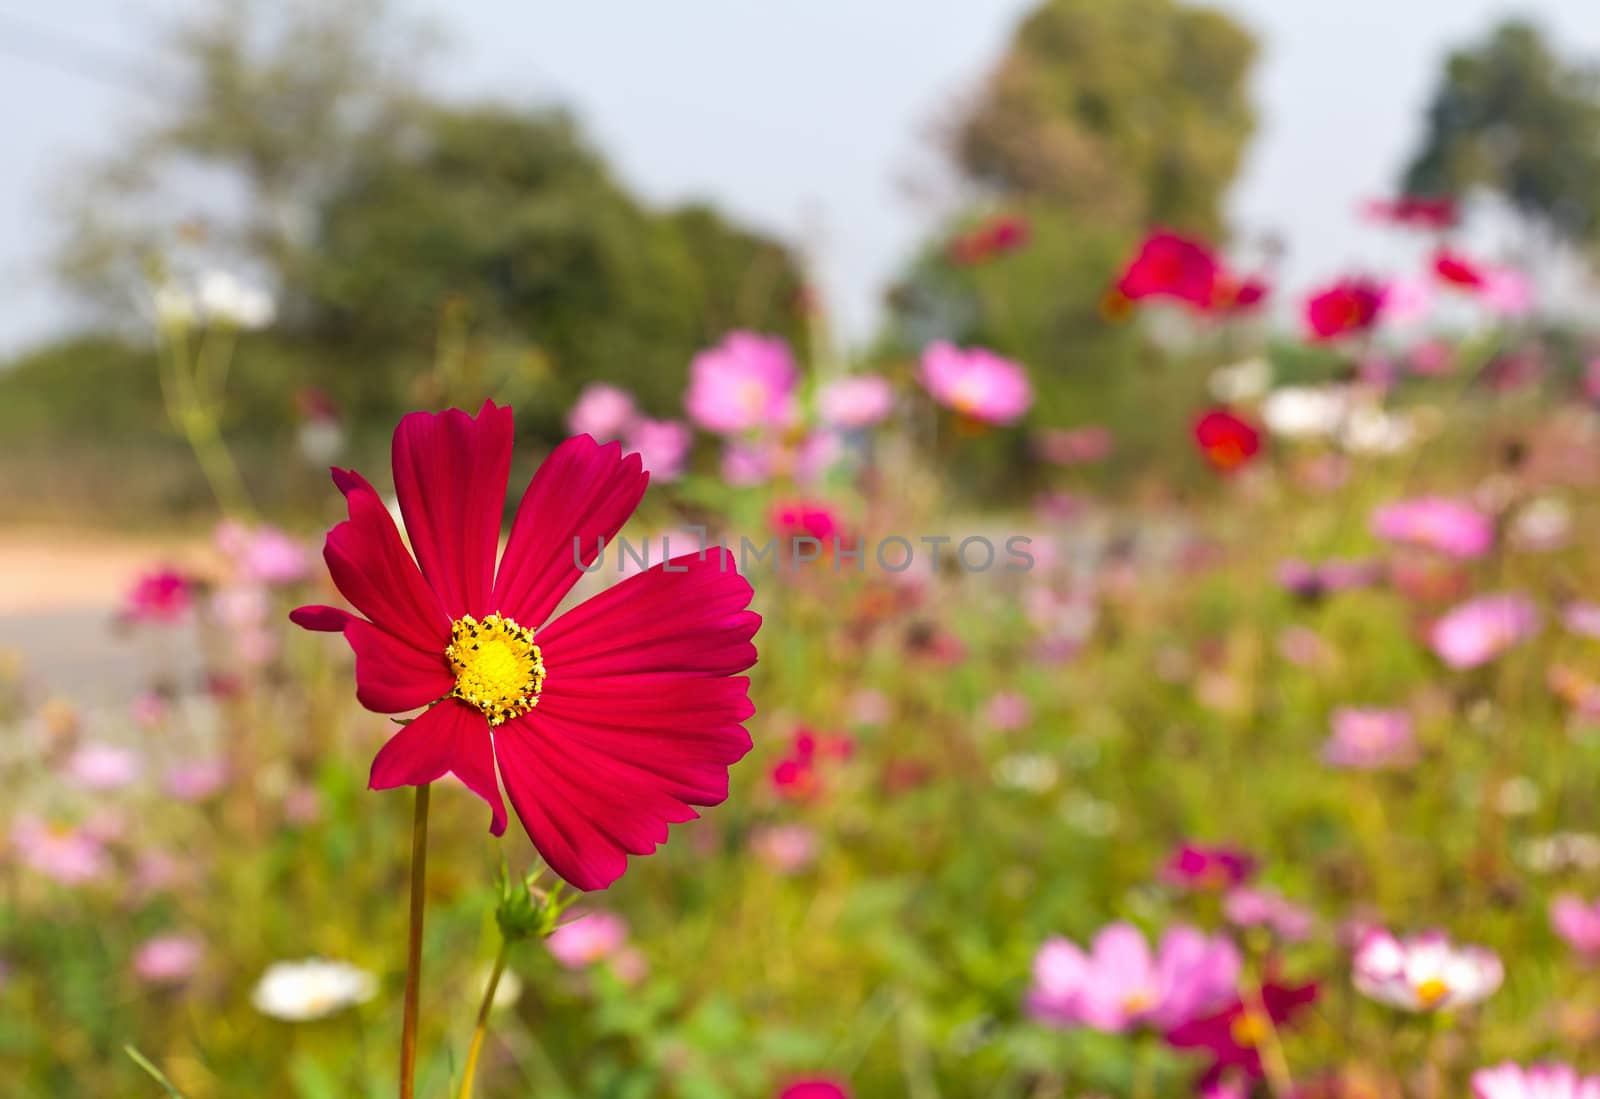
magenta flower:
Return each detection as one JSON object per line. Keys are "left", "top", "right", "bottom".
{"left": 123, "top": 568, "right": 195, "bottom": 624}
{"left": 1224, "top": 887, "right": 1315, "bottom": 943}
{"left": 1430, "top": 594, "right": 1540, "bottom": 669}
{"left": 918, "top": 342, "right": 1032, "bottom": 425}
{"left": 1353, "top": 928, "right": 1502, "bottom": 1012}
{"left": 1473, "top": 1063, "right": 1600, "bottom": 1099}
{"left": 1322, "top": 707, "right": 1417, "bottom": 770}
{"left": 1165, "top": 981, "right": 1318, "bottom": 1088}
{"left": 777, "top": 1080, "right": 851, "bottom": 1099}
{"left": 1551, "top": 894, "right": 1600, "bottom": 958}
{"left": 817, "top": 375, "right": 893, "bottom": 429}
{"left": 1372, "top": 497, "right": 1493, "bottom": 559}
{"left": 1163, "top": 843, "right": 1256, "bottom": 891}
{"left": 623, "top": 417, "right": 692, "bottom": 482}
{"left": 684, "top": 332, "right": 798, "bottom": 435}
{"left": 1026, "top": 922, "right": 1240, "bottom": 1033}
{"left": 546, "top": 911, "right": 629, "bottom": 969}
{"left": 568, "top": 383, "right": 638, "bottom": 442}
{"left": 133, "top": 934, "right": 204, "bottom": 985}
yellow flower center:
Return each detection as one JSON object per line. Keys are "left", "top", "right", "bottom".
{"left": 446, "top": 613, "right": 546, "bottom": 727}
{"left": 1414, "top": 978, "right": 1449, "bottom": 1008}
{"left": 1229, "top": 1010, "right": 1270, "bottom": 1048}
{"left": 1121, "top": 989, "right": 1156, "bottom": 1015}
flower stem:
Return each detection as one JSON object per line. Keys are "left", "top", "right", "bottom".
{"left": 401, "top": 783, "right": 431, "bottom": 1099}
{"left": 456, "top": 938, "right": 509, "bottom": 1099}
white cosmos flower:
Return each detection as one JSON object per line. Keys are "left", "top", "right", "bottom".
{"left": 151, "top": 284, "right": 197, "bottom": 328}
{"left": 1352, "top": 929, "right": 1501, "bottom": 1012}
{"left": 1208, "top": 358, "right": 1271, "bottom": 403}
{"left": 251, "top": 959, "right": 377, "bottom": 1021}
{"left": 1341, "top": 406, "right": 1416, "bottom": 455}
{"left": 198, "top": 270, "right": 276, "bottom": 329}
{"left": 1471, "top": 1062, "right": 1600, "bottom": 1099}
{"left": 1262, "top": 386, "right": 1348, "bottom": 439}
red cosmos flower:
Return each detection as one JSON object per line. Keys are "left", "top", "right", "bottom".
{"left": 948, "top": 214, "right": 1030, "bottom": 266}
{"left": 769, "top": 726, "right": 852, "bottom": 801}
{"left": 1165, "top": 981, "right": 1319, "bottom": 1088}
{"left": 1213, "top": 274, "right": 1270, "bottom": 313}
{"left": 1364, "top": 195, "right": 1458, "bottom": 231}
{"left": 777, "top": 1080, "right": 852, "bottom": 1099}
{"left": 1114, "top": 231, "right": 1222, "bottom": 309}
{"left": 1192, "top": 409, "right": 1262, "bottom": 474}
{"left": 1304, "top": 278, "right": 1385, "bottom": 341}
{"left": 770, "top": 501, "right": 841, "bottom": 544}
{"left": 1162, "top": 843, "right": 1257, "bottom": 890}
{"left": 1432, "top": 248, "right": 1485, "bottom": 289}
{"left": 291, "top": 402, "right": 761, "bottom": 891}
{"left": 123, "top": 567, "right": 196, "bottom": 625}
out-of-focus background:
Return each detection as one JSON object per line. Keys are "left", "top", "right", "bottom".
{"left": 6, "top": 1, "right": 1600, "bottom": 1096}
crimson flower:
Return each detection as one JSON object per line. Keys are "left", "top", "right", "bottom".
{"left": 1364, "top": 195, "right": 1458, "bottom": 231}
{"left": 1163, "top": 843, "right": 1257, "bottom": 890}
{"left": 948, "top": 214, "right": 1030, "bottom": 266}
{"left": 1114, "top": 231, "right": 1222, "bottom": 309}
{"left": 1432, "top": 248, "right": 1486, "bottom": 290}
{"left": 1213, "top": 274, "right": 1270, "bottom": 313}
{"left": 1165, "top": 981, "right": 1319, "bottom": 1088}
{"left": 1192, "top": 409, "right": 1262, "bottom": 474}
{"left": 292, "top": 402, "right": 761, "bottom": 891}
{"left": 1304, "top": 278, "right": 1385, "bottom": 341}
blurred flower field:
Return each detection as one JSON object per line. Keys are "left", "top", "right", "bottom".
{"left": 6, "top": 194, "right": 1600, "bottom": 1099}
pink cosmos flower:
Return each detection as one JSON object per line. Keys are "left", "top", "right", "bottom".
{"left": 11, "top": 816, "right": 108, "bottom": 885}
{"left": 291, "top": 403, "right": 760, "bottom": 891}
{"left": 1026, "top": 922, "right": 1240, "bottom": 1032}
{"left": 1371, "top": 497, "right": 1493, "bottom": 559}
{"left": 1429, "top": 594, "right": 1540, "bottom": 670}
{"left": 750, "top": 824, "right": 819, "bottom": 874}
{"left": 66, "top": 743, "right": 141, "bottom": 790}
{"left": 133, "top": 934, "right": 204, "bottom": 985}
{"left": 131, "top": 692, "right": 170, "bottom": 730}
{"left": 817, "top": 375, "right": 893, "bottom": 429}
{"left": 982, "top": 691, "right": 1031, "bottom": 731}
{"left": 1163, "top": 844, "right": 1256, "bottom": 891}
{"left": 1035, "top": 426, "right": 1113, "bottom": 465}
{"left": 1322, "top": 707, "right": 1418, "bottom": 770}
{"left": 568, "top": 383, "right": 638, "bottom": 443}
{"left": 624, "top": 418, "right": 692, "bottom": 482}
{"left": 1382, "top": 276, "right": 1434, "bottom": 327}
{"left": 1223, "top": 887, "right": 1314, "bottom": 943}
{"left": 217, "top": 522, "right": 311, "bottom": 585}
{"left": 1563, "top": 603, "right": 1600, "bottom": 641}
{"left": 1551, "top": 895, "right": 1600, "bottom": 958}
{"left": 165, "top": 758, "right": 229, "bottom": 801}
{"left": 918, "top": 342, "right": 1032, "bottom": 425}
{"left": 546, "top": 911, "right": 628, "bottom": 969}
{"left": 1353, "top": 928, "right": 1502, "bottom": 1012}
{"left": 777, "top": 1079, "right": 852, "bottom": 1099}
{"left": 1481, "top": 269, "right": 1534, "bottom": 318}
{"left": 684, "top": 332, "right": 798, "bottom": 435}
{"left": 1472, "top": 1063, "right": 1600, "bottom": 1099}
{"left": 123, "top": 568, "right": 195, "bottom": 624}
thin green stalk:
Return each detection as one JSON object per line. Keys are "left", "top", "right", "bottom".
{"left": 456, "top": 938, "right": 510, "bottom": 1099}
{"left": 400, "top": 784, "right": 431, "bottom": 1099}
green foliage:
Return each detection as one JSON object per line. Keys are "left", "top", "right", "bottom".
{"left": 1404, "top": 20, "right": 1600, "bottom": 243}
{"left": 953, "top": 0, "right": 1257, "bottom": 235}
{"left": 304, "top": 104, "right": 806, "bottom": 429}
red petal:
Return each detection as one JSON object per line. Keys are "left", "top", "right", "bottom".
{"left": 492, "top": 435, "right": 648, "bottom": 627}
{"left": 323, "top": 476, "right": 450, "bottom": 652}
{"left": 535, "top": 548, "right": 759, "bottom": 678}
{"left": 289, "top": 604, "right": 350, "bottom": 632}
{"left": 346, "top": 618, "right": 453, "bottom": 714}
{"left": 391, "top": 401, "right": 513, "bottom": 619}
{"left": 369, "top": 701, "right": 507, "bottom": 836}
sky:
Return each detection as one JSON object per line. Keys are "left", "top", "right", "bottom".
{"left": 2, "top": 0, "right": 1599, "bottom": 357}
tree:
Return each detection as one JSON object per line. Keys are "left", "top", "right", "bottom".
{"left": 953, "top": 0, "right": 1257, "bottom": 236}
{"left": 1404, "top": 20, "right": 1600, "bottom": 245}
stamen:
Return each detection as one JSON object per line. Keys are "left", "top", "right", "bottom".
{"left": 445, "top": 613, "right": 546, "bottom": 726}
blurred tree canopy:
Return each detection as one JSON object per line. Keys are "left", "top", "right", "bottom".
{"left": 1404, "top": 20, "right": 1600, "bottom": 246}
{"left": 952, "top": 0, "right": 1257, "bottom": 236}
{"left": 881, "top": 0, "right": 1259, "bottom": 488}
{"left": 50, "top": 0, "right": 805, "bottom": 426}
